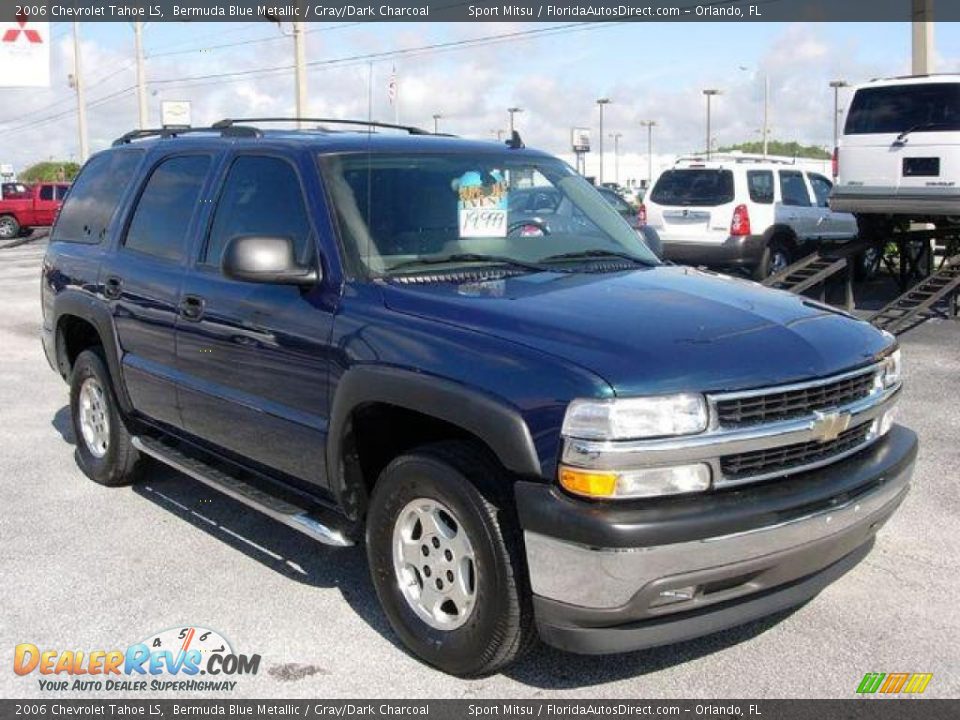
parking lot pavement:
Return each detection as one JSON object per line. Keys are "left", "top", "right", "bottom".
{"left": 2, "top": 238, "right": 958, "bottom": 699}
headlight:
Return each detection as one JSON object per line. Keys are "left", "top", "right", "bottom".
{"left": 881, "top": 349, "right": 901, "bottom": 388}
{"left": 562, "top": 394, "right": 708, "bottom": 440}
{"left": 559, "top": 463, "right": 712, "bottom": 499}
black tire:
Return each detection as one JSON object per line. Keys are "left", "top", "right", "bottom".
{"left": 753, "top": 238, "right": 792, "bottom": 281}
{"left": 854, "top": 243, "right": 883, "bottom": 281}
{"left": 69, "top": 348, "right": 141, "bottom": 486}
{"left": 366, "top": 441, "right": 535, "bottom": 677}
{"left": 0, "top": 214, "right": 20, "bottom": 240}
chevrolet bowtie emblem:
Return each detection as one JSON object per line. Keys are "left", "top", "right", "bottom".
{"left": 811, "top": 411, "right": 852, "bottom": 443}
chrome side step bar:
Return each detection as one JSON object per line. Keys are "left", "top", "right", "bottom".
{"left": 132, "top": 436, "right": 354, "bottom": 547}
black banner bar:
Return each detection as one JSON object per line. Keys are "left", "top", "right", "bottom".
{"left": 3, "top": 700, "right": 959, "bottom": 719}
{"left": 1, "top": 0, "right": 959, "bottom": 23}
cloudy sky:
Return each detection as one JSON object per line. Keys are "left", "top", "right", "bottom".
{"left": 1, "top": 20, "right": 959, "bottom": 185}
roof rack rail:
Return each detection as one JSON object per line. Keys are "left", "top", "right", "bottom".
{"left": 112, "top": 125, "right": 261, "bottom": 146}
{"left": 674, "top": 153, "right": 798, "bottom": 166}
{"left": 212, "top": 117, "right": 433, "bottom": 136}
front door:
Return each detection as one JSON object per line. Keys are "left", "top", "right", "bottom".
{"left": 175, "top": 153, "right": 336, "bottom": 489}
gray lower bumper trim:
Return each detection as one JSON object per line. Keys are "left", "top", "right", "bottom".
{"left": 534, "top": 540, "right": 871, "bottom": 655}
{"left": 525, "top": 460, "right": 911, "bottom": 610}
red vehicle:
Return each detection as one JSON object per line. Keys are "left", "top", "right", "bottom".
{"left": 0, "top": 182, "right": 70, "bottom": 240}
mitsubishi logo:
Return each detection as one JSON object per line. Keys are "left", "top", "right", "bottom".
{"left": 811, "top": 411, "right": 852, "bottom": 443}
{"left": 3, "top": 12, "right": 43, "bottom": 44}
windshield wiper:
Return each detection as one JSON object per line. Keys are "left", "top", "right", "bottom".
{"left": 540, "top": 249, "right": 654, "bottom": 266}
{"left": 895, "top": 122, "right": 955, "bottom": 142}
{"left": 386, "top": 253, "right": 555, "bottom": 275}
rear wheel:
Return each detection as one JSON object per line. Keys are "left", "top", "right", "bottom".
{"left": 753, "top": 238, "right": 792, "bottom": 281}
{"left": 0, "top": 215, "right": 19, "bottom": 240}
{"left": 69, "top": 348, "right": 141, "bottom": 486}
{"left": 366, "top": 441, "right": 535, "bottom": 677}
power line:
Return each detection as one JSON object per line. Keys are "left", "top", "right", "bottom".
{"left": 150, "top": 22, "right": 614, "bottom": 90}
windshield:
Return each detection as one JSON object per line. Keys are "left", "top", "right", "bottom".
{"left": 318, "top": 152, "right": 658, "bottom": 276}
{"left": 649, "top": 169, "right": 735, "bottom": 207}
{"left": 844, "top": 83, "right": 960, "bottom": 135}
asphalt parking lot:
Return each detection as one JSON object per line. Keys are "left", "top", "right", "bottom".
{"left": 2, "top": 237, "right": 958, "bottom": 699}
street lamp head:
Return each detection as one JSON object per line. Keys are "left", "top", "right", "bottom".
{"left": 640, "top": 119, "right": 657, "bottom": 128}
{"left": 507, "top": 107, "right": 523, "bottom": 114}
{"left": 703, "top": 88, "right": 721, "bottom": 96}
{"left": 829, "top": 80, "right": 850, "bottom": 89}
{"left": 596, "top": 97, "right": 611, "bottom": 105}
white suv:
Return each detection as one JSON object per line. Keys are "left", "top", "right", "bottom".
{"left": 643, "top": 155, "right": 858, "bottom": 279}
{"left": 831, "top": 74, "right": 960, "bottom": 275}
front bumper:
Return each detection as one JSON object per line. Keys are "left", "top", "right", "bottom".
{"left": 660, "top": 234, "right": 766, "bottom": 269}
{"left": 516, "top": 425, "right": 917, "bottom": 655}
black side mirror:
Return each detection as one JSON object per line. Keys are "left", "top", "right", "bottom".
{"left": 222, "top": 235, "right": 318, "bottom": 286}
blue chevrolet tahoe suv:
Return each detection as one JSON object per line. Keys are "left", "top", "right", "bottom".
{"left": 41, "top": 120, "right": 917, "bottom": 676}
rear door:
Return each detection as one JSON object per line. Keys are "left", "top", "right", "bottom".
{"left": 777, "top": 170, "right": 818, "bottom": 240}
{"left": 176, "top": 152, "right": 336, "bottom": 489}
{"left": 646, "top": 168, "right": 735, "bottom": 242}
{"left": 105, "top": 152, "right": 215, "bottom": 427}
{"left": 840, "top": 82, "right": 960, "bottom": 195}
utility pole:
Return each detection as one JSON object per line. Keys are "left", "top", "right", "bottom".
{"left": 911, "top": 0, "right": 935, "bottom": 74}
{"left": 640, "top": 120, "right": 657, "bottom": 188}
{"left": 762, "top": 73, "right": 769, "bottom": 157}
{"left": 703, "top": 89, "right": 720, "bottom": 159}
{"left": 609, "top": 132, "right": 623, "bottom": 185}
{"left": 134, "top": 22, "right": 148, "bottom": 129}
{"left": 72, "top": 22, "right": 89, "bottom": 163}
{"left": 507, "top": 107, "right": 523, "bottom": 134}
{"left": 829, "top": 80, "right": 849, "bottom": 153}
{"left": 293, "top": 21, "right": 307, "bottom": 127}
{"left": 596, "top": 98, "right": 611, "bottom": 183}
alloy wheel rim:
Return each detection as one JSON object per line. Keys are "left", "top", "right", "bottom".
{"left": 78, "top": 377, "right": 110, "bottom": 458}
{"left": 0, "top": 218, "right": 15, "bottom": 239}
{"left": 391, "top": 497, "right": 477, "bottom": 631}
{"left": 770, "top": 251, "right": 789, "bottom": 276}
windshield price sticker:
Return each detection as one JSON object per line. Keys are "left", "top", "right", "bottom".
{"left": 457, "top": 170, "right": 508, "bottom": 238}
{"left": 460, "top": 208, "right": 507, "bottom": 237}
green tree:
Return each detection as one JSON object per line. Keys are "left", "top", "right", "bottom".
{"left": 19, "top": 161, "right": 81, "bottom": 183}
{"left": 716, "top": 140, "right": 830, "bottom": 160}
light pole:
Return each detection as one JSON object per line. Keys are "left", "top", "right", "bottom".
{"left": 133, "top": 22, "right": 148, "bottom": 129}
{"left": 293, "top": 21, "right": 307, "bottom": 127}
{"left": 702, "top": 89, "right": 721, "bottom": 159}
{"left": 432, "top": 113, "right": 443, "bottom": 133}
{"left": 829, "top": 80, "right": 849, "bottom": 152}
{"left": 640, "top": 120, "right": 657, "bottom": 188}
{"left": 507, "top": 107, "right": 523, "bottom": 134}
{"left": 71, "top": 22, "right": 89, "bottom": 163}
{"left": 596, "top": 98, "right": 611, "bottom": 183}
{"left": 609, "top": 132, "right": 623, "bottom": 186}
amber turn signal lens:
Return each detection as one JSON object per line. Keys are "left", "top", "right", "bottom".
{"left": 558, "top": 467, "right": 618, "bottom": 498}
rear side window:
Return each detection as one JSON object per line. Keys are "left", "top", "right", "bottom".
{"left": 746, "top": 170, "right": 774, "bottom": 204}
{"left": 51, "top": 151, "right": 144, "bottom": 244}
{"left": 650, "top": 169, "right": 734, "bottom": 207}
{"left": 56, "top": 185, "right": 70, "bottom": 200}
{"left": 779, "top": 171, "right": 812, "bottom": 207}
{"left": 844, "top": 83, "right": 960, "bottom": 135}
{"left": 39, "top": 185, "right": 54, "bottom": 201}
{"left": 807, "top": 173, "right": 833, "bottom": 208}
{"left": 203, "top": 155, "right": 313, "bottom": 267}
{"left": 124, "top": 155, "right": 211, "bottom": 262}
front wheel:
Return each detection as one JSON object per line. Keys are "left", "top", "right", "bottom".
{"left": 366, "top": 441, "right": 534, "bottom": 677}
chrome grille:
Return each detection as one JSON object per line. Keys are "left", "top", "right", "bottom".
{"left": 714, "top": 369, "right": 877, "bottom": 427}
{"left": 720, "top": 423, "right": 873, "bottom": 481}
